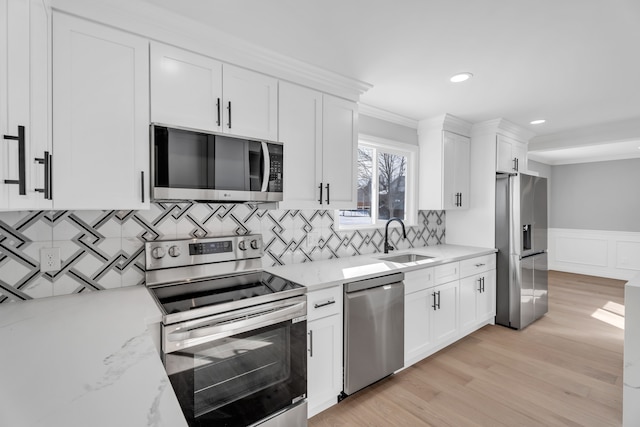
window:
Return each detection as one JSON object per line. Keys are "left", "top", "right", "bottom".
{"left": 338, "top": 136, "right": 417, "bottom": 228}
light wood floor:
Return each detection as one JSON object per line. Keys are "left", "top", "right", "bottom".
{"left": 309, "top": 271, "right": 625, "bottom": 427}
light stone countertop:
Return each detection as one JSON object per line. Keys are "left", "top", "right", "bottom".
{"left": 265, "top": 244, "right": 497, "bottom": 292}
{"left": 624, "top": 273, "right": 640, "bottom": 426}
{"left": 0, "top": 286, "right": 187, "bottom": 427}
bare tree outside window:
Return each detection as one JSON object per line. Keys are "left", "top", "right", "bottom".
{"left": 339, "top": 143, "right": 409, "bottom": 226}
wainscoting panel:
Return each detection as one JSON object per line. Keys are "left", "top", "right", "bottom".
{"left": 549, "top": 228, "right": 640, "bottom": 280}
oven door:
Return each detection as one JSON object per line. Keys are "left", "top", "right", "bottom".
{"left": 163, "top": 297, "right": 307, "bottom": 427}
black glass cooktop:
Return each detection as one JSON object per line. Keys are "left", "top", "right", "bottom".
{"left": 151, "top": 271, "right": 303, "bottom": 315}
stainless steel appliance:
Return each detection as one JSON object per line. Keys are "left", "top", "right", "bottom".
{"left": 342, "top": 272, "right": 404, "bottom": 396}
{"left": 495, "top": 173, "right": 548, "bottom": 329}
{"left": 145, "top": 234, "right": 307, "bottom": 427}
{"left": 151, "top": 124, "right": 283, "bottom": 203}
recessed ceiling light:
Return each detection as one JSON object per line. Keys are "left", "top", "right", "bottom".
{"left": 450, "top": 72, "right": 473, "bottom": 83}
{"left": 530, "top": 119, "right": 546, "bottom": 125}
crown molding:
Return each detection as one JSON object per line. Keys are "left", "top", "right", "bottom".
{"left": 528, "top": 117, "right": 640, "bottom": 151}
{"left": 51, "top": 0, "right": 372, "bottom": 101}
{"left": 471, "top": 118, "right": 535, "bottom": 142}
{"left": 418, "top": 113, "right": 473, "bottom": 137}
{"left": 358, "top": 104, "right": 418, "bottom": 129}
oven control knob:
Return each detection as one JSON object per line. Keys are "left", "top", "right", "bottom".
{"left": 168, "top": 245, "right": 181, "bottom": 257}
{"left": 250, "top": 239, "right": 260, "bottom": 250}
{"left": 238, "top": 240, "right": 247, "bottom": 251}
{"left": 151, "top": 247, "right": 166, "bottom": 259}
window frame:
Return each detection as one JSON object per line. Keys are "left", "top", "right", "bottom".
{"left": 337, "top": 134, "right": 419, "bottom": 230}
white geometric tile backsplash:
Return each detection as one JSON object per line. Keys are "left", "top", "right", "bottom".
{"left": 0, "top": 203, "right": 445, "bottom": 303}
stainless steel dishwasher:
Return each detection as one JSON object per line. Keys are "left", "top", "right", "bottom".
{"left": 342, "top": 272, "right": 404, "bottom": 397}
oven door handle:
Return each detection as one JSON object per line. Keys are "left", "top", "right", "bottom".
{"left": 260, "top": 141, "right": 270, "bottom": 192}
{"left": 164, "top": 299, "right": 307, "bottom": 353}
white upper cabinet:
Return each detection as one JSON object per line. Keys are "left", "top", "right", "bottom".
{"left": 0, "top": 0, "right": 51, "bottom": 210}
{"left": 496, "top": 134, "right": 527, "bottom": 173}
{"left": 150, "top": 43, "right": 278, "bottom": 141}
{"left": 53, "top": 13, "right": 149, "bottom": 210}
{"left": 418, "top": 114, "right": 472, "bottom": 211}
{"left": 150, "top": 43, "right": 222, "bottom": 133}
{"left": 222, "top": 64, "right": 278, "bottom": 141}
{"left": 279, "top": 82, "right": 357, "bottom": 210}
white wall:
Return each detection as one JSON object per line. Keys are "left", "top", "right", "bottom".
{"left": 547, "top": 158, "right": 640, "bottom": 279}
{"left": 359, "top": 114, "right": 418, "bottom": 145}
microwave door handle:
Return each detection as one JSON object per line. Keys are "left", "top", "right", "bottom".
{"left": 261, "top": 141, "right": 270, "bottom": 192}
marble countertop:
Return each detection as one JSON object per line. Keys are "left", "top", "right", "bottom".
{"left": 265, "top": 244, "right": 497, "bottom": 292}
{"left": 625, "top": 273, "right": 640, "bottom": 425}
{"left": 0, "top": 286, "right": 187, "bottom": 427}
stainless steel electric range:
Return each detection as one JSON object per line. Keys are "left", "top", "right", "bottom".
{"left": 145, "top": 234, "right": 308, "bottom": 427}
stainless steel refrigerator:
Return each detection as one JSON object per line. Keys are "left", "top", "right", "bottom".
{"left": 495, "top": 173, "right": 548, "bottom": 329}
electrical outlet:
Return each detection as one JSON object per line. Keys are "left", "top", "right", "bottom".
{"left": 40, "top": 247, "right": 61, "bottom": 272}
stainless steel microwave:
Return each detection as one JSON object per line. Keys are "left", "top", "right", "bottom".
{"left": 150, "top": 124, "right": 283, "bottom": 203}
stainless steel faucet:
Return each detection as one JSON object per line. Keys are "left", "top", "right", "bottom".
{"left": 384, "top": 217, "right": 407, "bottom": 253}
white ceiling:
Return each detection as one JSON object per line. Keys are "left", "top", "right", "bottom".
{"left": 142, "top": 0, "right": 640, "bottom": 163}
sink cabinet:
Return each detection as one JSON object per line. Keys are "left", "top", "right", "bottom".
{"left": 403, "top": 253, "right": 496, "bottom": 367}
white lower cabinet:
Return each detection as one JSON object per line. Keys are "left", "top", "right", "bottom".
{"left": 306, "top": 285, "right": 342, "bottom": 418}
{"left": 460, "top": 269, "right": 496, "bottom": 332}
{"left": 403, "top": 254, "right": 496, "bottom": 370}
{"left": 430, "top": 280, "right": 459, "bottom": 346}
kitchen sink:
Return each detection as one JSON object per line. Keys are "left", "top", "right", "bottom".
{"left": 381, "top": 253, "right": 434, "bottom": 263}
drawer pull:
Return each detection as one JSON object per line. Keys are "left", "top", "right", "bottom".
{"left": 475, "top": 263, "right": 485, "bottom": 267}
{"left": 314, "top": 299, "right": 336, "bottom": 309}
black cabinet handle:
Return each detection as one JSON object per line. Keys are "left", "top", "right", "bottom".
{"left": 216, "top": 98, "right": 221, "bottom": 126}
{"left": 432, "top": 292, "right": 437, "bottom": 310}
{"left": 325, "top": 183, "right": 330, "bottom": 205}
{"left": 4, "top": 125, "right": 26, "bottom": 195}
{"left": 314, "top": 299, "right": 336, "bottom": 309}
{"left": 140, "top": 171, "right": 145, "bottom": 203}
{"left": 482, "top": 277, "right": 485, "bottom": 293}
{"left": 34, "top": 151, "right": 51, "bottom": 199}
{"left": 308, "top": 330, "right": 313, "bottom": 358}
{"left": 227, "top": 101, "right": 232, "bottom": 128}
{"left": 513, "top": 157, "right": 518, "bottom": 171}
{"left": 437, "top": 290, "right": 441, "bottom": 309}
{"left": 477, "top": 277, "right": 483, "bottom": 292}
{"left": 318, "top": 182, "right": 323, "bottom": 204}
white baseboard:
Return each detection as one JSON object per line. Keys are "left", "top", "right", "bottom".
{"left": 549, "top": 228, "right": 640, "bottom": 280}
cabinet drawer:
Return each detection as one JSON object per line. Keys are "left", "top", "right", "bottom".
{"left": 435, "top": 262, "right": 459, "bottom": 285}
{"left": 307, "top": 285, "right": 342, "bottom": 321}
{"left": 404, "top": 268, "right": 435, "bottom": 295}
{"left": 460, "top": 254, "right": 496, "bottom": 278}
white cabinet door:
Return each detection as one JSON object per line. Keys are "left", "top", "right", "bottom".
{"left": 222, "top": 64, "right": 277, "bottom": 141}
{"left": 150, "top": 43, "right": 222, "bottom": 132}
{"left": 321, "top": 94, "right": 357, "bottom": 210}
{"left": 279, "top": 85, "right": 357, "bottom": 210}
{"left": 460, "top": 269, "right": 496, "bottom": 332}
{"left": 442, "top": 130, "right": 470, "bottom": 210}
{"left": 459, "top": 274, "right": 481, "bottom": 331}
{"left": 496, "top": 134, "right": 527, "bottom": 173}
{"left": 0, "top": 0, "right": 51, "bottom": 210}
{"left": 477, "top": 269, "right": 496, "bottom": 321}
{"left": 430, "top": 280, "right": 458, "bottom": 346}
{"left": 278, "top": 82, "right": 323, "bottom": 209}
{"left": 404, "top": 288, "right": 432, "bottom": 365}
{"left": 307, "top": 313, "right": 342, "bottom": 418}
{"left": 53, "top": 13, "right": 149, "bottom": 210}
